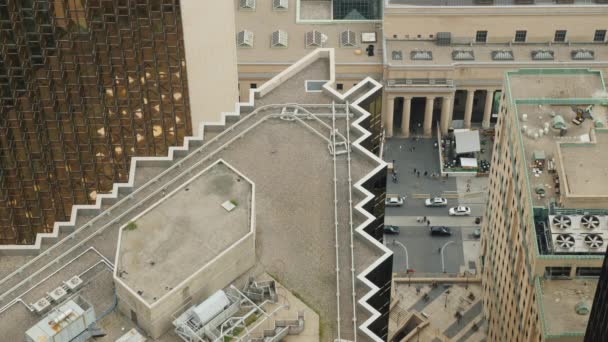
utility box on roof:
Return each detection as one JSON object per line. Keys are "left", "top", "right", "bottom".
{"left": 25, "top": 296, "right": 95, "bottom": 342}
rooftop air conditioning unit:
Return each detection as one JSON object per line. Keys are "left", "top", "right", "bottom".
{"left": 48, "top": 286, "right": 68, "bottom": 302}
{"left": 552, "top": 215, "right": 572, "bottom": 230}
{"left": 32, "top": 297, "right": 51, "bottom": 314}
{"left": 584, "top": 234, "right": 604, "bottom": 249}
{"left": 555, "top": 234, "right": 576, "bottom": 249}
{"left": 581, "top": 215, "right": 601, "bottom": 230}
{"left": 64, "top": 275, "right": 84, "bottom": 291}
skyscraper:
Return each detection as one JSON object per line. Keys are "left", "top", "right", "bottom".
{"left": 0, "top": 0, "right": 191, "bottom": 244}
{"left": 481, "top": 68, "right": 607, "bottom": 341}
{"left": 585, "top": 248, "right": 608, "bottom": 341}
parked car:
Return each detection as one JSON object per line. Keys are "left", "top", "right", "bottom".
{"left": 425, "top": 197, "right": 448, "bottom": 207}
{"left": 385, "top": 194, "right": 405, "bottom": 207}
{"left": 449, "top": 206, "right": 471, "bottom": 216}
{"left": 430, "top": 226, "right": 452, "bottom": 236}
{"left": 384, "top": 225, "right": 400, "bottom": 235}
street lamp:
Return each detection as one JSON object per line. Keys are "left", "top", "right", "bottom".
{"left": 440, "top": 240, "right": 455, "bottom": 273}
{"left": 393, "top": 240, "right": 409, "bottom": 270}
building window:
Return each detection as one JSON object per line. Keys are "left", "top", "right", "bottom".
{"left": 250, "top": 83, "right": 257, "bottom": 89}
{"left": 554, "top": 30, "right": 567, "bottom": 42}
{"left": 476, "top": 30, "right": 488, "bottom": 43}
{"left": 514, "top": 30, "right": 527, "bottom": 42}
{"left": 546, "top": 266, "right": 571, "bottom": 278}
{"left": 594, "top": 29, "right": 607, "bottom": 42}
{"left": 576, "top": 267, "right": 602, "bottom": 277}
{"left": 337, "top": 83, "right": 344, "bottom": 90}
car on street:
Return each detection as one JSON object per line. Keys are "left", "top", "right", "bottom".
{"left": 425, "top": 197, "right": 448, "bottom": 207}
{"left": 449, "top": 206, "right": 471, "bottom": 216}
{"left": 384, "top": 225, "right": 400, "bottom": 234}
{"left": 385, "top": 194, "right": 405, "bottom": 207}
{"left": 430, "top": 226, "right": 452, "bottom": 236}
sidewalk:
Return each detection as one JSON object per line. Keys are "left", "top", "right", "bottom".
{"left": 385, "top": 216, "right": 481, "bottom": 228}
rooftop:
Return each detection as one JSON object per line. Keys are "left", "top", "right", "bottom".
{"left": 538, "top": 278, "right": 597, "bottom": 337}
{"left": 504, "top": 69, "right": 608, "bottom": 208}
{"left": 385, "top": 40, "right": 608, "bottom": 67}
{"left": 559, "top": 130, "right": 608, "bottom": 198}
{"left": 116, "top": 161, "right": 253, "bottom": 304}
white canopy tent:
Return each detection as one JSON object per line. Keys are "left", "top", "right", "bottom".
{"left": 454, "top": 130, "right": 481, "bottom": 155}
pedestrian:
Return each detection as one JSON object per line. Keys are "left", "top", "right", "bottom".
{"left": 413, "top": 167, "right": 417, "bottom": 174}
{"left": 423, "top": 216, "right": 427, "bottom": 223}
{"left": 392, "top": 159, "right": 396, "bottom": 165}
{"left": 427, "top": 220, "right": 431, "bottom": 227}
{"left": 417, "top": 171, "right": 420, "bottom": 177}
{"left": 424, "top": 171, "right": 428, "bottom": 177}
{"left": 412, "top": 146, "right": 416, "bottom": 151}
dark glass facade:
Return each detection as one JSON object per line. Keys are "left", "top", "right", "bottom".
{"left": 585, "top": 249, "right": 608, "bottom": 341}
{"left": 0, "top": 0, "right": 190, "bottom": 244}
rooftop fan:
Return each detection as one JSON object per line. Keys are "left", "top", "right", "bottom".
{"left": 584, "top": 234, "right": 604, "bottom": 249}
{"left": 556, "top": 234, "right": 576, "bottom": 249}
{"left": 581, "top": 215, "right": 600, "bottom": 230}
{"left": 552, "top": 215, "right": 572, "bottom": 230}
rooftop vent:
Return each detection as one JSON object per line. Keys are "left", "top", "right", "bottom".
{"left": 584, "top": 234, "right": 604, "bottom": 249}
{"left": 340, "top": 30, "right": 357, "bottom": 47}
{"left": 32, "top": 297, "right": 51, "bottom": 314}
{"left": 271, "top": 30, "right": 288, "bottom": 48}
{"left": 392, "top": 50, "right": 403, "bottom": 60}
{"left": 305, "top": 30, "right": 325, "bottom": 48}
{"left": 64, "top": 275, "right": 84, "bottom": 291}
{"left": 555, "top": 233, "right": 576, "bottom": 249}
{"left": 572, "top": 49, "right": 594, "bottom": 60}
{"left": 492, "top": 50, "right": 514, "bottom": 61}
{"left": 552, "top": 215, "right": 572, "bottom": 230}
{"left": 237, "top": 30, "right": 254, "bottom": 48}
{"left": 581, "top": 215, "right": 601, "bottom": 230}
{"left": 273, "top": 0, "right": 288, "bottom": 10}
{"left": 452, "top": 50, "right": 475, "bottom": 61}
{"left": 436, "top": 32, "right": 452, "bottom": 45}
{"left": 531, "top": 50, "right": 554, "bottom": 61}
{"left": 411, "top": 51, "right": 433, "bottom": 60}
{"left": 240, "top": 0, "right": 256, "bottom": 10}
{"left": 48, "top": 286, "right": 68, "bottom": 302}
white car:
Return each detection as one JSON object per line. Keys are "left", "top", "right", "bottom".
{"left": 425, "top": 197, "right": 448, "bottom": 207}
{"left": 449, "top": 206, "right": 471, "bottom": 216}
{"left": 385, "top": 194, "right": 405, "bottom": 207}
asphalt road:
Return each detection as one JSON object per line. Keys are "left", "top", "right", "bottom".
{"left": 385, "top": 226, "right": 465, "bottom": 274}
{"left": 384, "top": 138, "right": 458, "bottom": 217}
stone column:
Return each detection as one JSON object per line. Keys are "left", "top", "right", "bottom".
{"left": 463, "top": 89, "right": 475, "bottom": 129}
{"left": 440, "top": 95, "right": 454, "bottom": 135}
{"left": 423, "top": 96, "right": 435, "bottom": 137}
{"left": 401, "top": 96, "right": 412, "bottom": 138}
{"left": 482, "top": 89, "right": 494, "bottom": 129}
{"left": 385, "top": 95, "right": 394, "bottom": 137}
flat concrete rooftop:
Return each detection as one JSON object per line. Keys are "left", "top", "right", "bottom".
{"left": 539, "top": 278, "right": 597, "bottom": 336}
{"left": 506, "top": 69, "right": 608, "bottom": 207}
{"left": 559, "top": 129, "right": 608, "bottom": 197}
{"left": 117, "top": 162, "right": 252, "bottom": 304}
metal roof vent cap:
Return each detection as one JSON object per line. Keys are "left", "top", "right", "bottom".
{"left": 575, "top": 301, "right": 591, "bottom": 315}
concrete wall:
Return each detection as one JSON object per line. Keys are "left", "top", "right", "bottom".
{"left": 181, "top": 0, "right": 239, "bottom": 134}
{"left": 116, "top": 232, "right": 255, "bottom": 338}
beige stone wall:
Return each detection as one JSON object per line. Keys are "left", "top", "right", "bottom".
{"left": 181, "top": 0, "right": 239, "bottom": 132}
{"left": 115, "top": 233, "right": 256, "bottom": 338}
{"left": 384, "top": 9, "right": 608, "bottom": 44}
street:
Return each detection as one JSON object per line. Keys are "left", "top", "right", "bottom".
{"left": 383, "top": 137, "right": 490, "bottom": 275}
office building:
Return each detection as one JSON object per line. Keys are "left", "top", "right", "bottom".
{"left": 481, "top": 68, "right": 608, "bottom": 341}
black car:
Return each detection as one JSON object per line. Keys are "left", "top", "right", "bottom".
{"left": 384, "top": 225, "right": 400, "bottom": 235}
{"left": 430, "top": 226, "right": 452, "bottom": 236}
